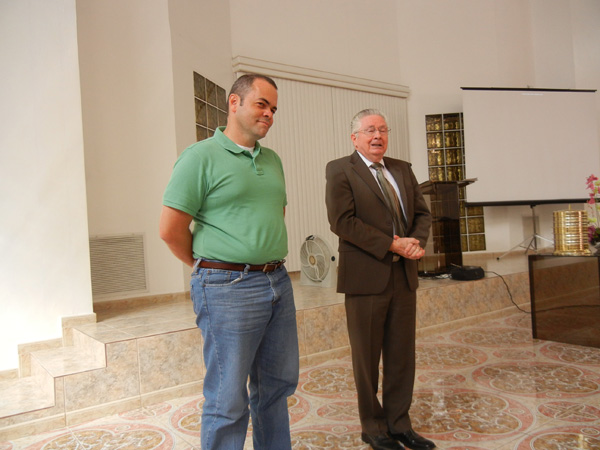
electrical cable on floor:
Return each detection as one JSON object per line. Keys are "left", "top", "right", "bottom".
{"left": 478, "top": 270, "right": 599, "bottom": 316}
{"left": 485, "top": 270, "right": 531, "bottom": 314}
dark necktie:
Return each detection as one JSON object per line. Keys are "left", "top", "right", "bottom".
{"left": 371, "top": 163, "right": 407, "bottom": 237}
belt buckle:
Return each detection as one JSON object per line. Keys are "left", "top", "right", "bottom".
{"left": 262, "top": 262, "right": 277, "bottom": 272}
{"left": 262, "top": 260, "right": 284, "bottom": 272}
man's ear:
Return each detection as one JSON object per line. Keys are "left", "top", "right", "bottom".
{"left": 228, "top": 93, "right": 240, "bottom": 113}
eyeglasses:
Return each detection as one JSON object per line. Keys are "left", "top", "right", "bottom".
{"left": 357, "top": 127, "right": 391, "bottom": 137}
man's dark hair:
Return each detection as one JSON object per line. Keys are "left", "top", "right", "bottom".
{"left": 229, "top": 74, "right": 278, "bottom": 107}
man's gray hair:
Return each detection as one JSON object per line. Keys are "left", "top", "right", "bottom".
{"left": 350, "top": 109, "right": 389, "bottom": 134}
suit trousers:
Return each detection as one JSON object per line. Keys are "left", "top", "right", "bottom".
{"left": 344, "top": 259, "right": 416, "bottom": 436}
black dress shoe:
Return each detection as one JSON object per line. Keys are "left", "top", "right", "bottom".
{"left": 389, "top": 429, "right": 435, "bottom": 450}
{"left": 361, "top": 433, "right": 405, "bottom": 450}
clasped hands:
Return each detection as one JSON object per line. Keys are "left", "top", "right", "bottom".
{"left": 389, "top": 235, "right": 425, "bottom": 260}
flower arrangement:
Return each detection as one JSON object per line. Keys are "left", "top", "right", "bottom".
{"left": 586, "top": 174, "right": 600, "bottom": 244}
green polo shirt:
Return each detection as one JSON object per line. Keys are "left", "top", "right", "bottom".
{"left": 163, "top": 127, "right": 288, "bottom": 264}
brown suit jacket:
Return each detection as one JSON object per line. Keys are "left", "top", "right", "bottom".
{"left": 325, "top": 151, "right": 431, "bottom": 294}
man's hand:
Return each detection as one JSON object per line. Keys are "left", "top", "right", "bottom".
{"left": 159, "top": 206, "right": 196, "bottom": 267}
{"left": 389, "top": 236, "right": 425, "bottom": 260}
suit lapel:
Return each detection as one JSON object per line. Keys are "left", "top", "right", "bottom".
{"left": 350, "top": 152, "right": 386, "bottom": 204}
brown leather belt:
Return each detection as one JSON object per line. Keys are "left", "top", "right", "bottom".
{"left": 198, "top": 260, "right": 285, "bottom": 273}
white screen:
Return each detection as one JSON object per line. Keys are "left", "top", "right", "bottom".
{"left": 462, "top": 88, "right": 599, "bottom": 205}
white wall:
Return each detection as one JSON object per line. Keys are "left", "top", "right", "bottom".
{"left": 396, "top": 0, "right": 600, "bottom": 251}
{"left": 168, "top": 0, "right": 234, "bottom": 153}
{"left": 396, "top": 0, "right": 538, "bottom": 250}
{"left": 78, "top": 0, "right": 237, "bottom": 299}
{"left": 396, "top": 0, "right": 536, "bottom": 180}
{"left": 0, "top": 0, "right": 92, "bottom": 371}
{"left": 229, "top": 0, "right": 402, "bottom": 86}
{"left": 77, "top": 0, "right": 184, "bottom": 297}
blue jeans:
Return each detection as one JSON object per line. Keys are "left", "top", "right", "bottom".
{"left": 190, "top": 261, "right": 299, "bottom": 450}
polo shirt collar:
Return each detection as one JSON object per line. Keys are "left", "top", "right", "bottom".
{"left": 214, "top": 126, "right": 262, "bottom": 156}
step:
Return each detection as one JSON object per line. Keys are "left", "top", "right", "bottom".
{"left": 0, "top": 329, "right": 107, "bottom": 421}
{"left": 30, "top": 345, "right": 106, "bottom": 378}
{"left": 0, "top": 376, "right": 54, "bottom": 418}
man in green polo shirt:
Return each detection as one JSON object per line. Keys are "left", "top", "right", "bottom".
{"left": 160, "top": 74, "right": 299, "bottom": 450}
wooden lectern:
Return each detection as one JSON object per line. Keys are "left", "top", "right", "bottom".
{"left": 418, "top": 179, "right": 476, "bottom": 276}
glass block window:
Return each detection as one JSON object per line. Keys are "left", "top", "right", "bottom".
{"left": 194, "top": 72, "right": 228, "bottom": 141}
{"left": 425, "top": 112, "right": 486, "bottom": 252}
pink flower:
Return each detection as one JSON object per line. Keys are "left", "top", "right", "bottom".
{"left": 587, "top": 175, "right": 600, "bottom": 243}
{"left": 590, "top": 226, "right": 600, "bottom": 244}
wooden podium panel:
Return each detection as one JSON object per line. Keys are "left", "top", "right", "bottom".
{"left": 418, "top": 180, "right": 474, "bottom": 275}
{"left": 529, "top": 254, "right": 600, "bottom": 348}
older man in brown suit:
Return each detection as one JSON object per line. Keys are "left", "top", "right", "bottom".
{"left": 325, "top": 109, "right": 434, "bottom": 450}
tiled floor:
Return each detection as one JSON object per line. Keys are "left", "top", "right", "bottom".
{"left": 4, "top": 310, "right": 600, "bottom": 449}
{"left": 4, "top": 251, "right": 600, "bottom": 449}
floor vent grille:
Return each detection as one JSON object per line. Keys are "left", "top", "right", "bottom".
{"left": 89, "top": 233, "right": 148, "bottom": 299}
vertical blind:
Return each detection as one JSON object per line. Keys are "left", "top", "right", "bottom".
{"left": 260, "top": 77, "right": 409, "bottom": 271}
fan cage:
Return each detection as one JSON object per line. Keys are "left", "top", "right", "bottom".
{"left": 300, "top": 236, "right": 333, "bottom": 282}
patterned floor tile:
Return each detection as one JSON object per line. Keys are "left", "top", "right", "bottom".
{"left": 410, "top": 388, "right": 534, "bottom": 443}
{"left": 472, "top": 361, "right": 600, "bottom": 397}
{"left": 4, "top": 312, "right": 600, "bottom": 449}
{"left": 513, "top": 424, "right": 600, "bottom": 449}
